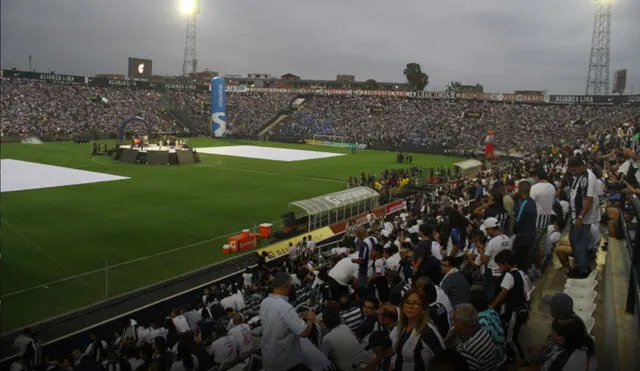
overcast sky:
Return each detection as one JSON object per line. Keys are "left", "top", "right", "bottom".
{"left": 1, "top": 0, "right": 639, "bottom": 94}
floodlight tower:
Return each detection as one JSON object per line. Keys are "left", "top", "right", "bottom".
{"left": 585, "top": 0, "right": 612, "bottom": 96}
{"left": 181, "top": 0, "right": 199, "bottom": 76}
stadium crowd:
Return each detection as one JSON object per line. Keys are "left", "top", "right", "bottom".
{"left": 13, "top": 121, "right": 640, "bottom": 371}
{"left": 276, "top": 95, "right": 638, "bottom": 153}
{"left": 168, "top": 91, "right": 294, "bottom": 136}
{"left": 2, "top": 78, "right": 638, "bottom": 157}
{"left": 5, "top": 76, "right": 640, "bottom": 371}
{"left": 0, "top": 79, "right": 176, "bottom": 137}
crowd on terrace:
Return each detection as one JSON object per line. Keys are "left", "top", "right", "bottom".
{"left": 0, "top": 79, "right": 176, "bottom": 137}
{"left": 14, "top": 120, "right": 640, "bottom": 371}
{"left": 2, "top": 78, "right": 638, "bottom": 156}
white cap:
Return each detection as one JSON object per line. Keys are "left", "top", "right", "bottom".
{"left": 483, "top": 217, "right": 500, "bottom": 229}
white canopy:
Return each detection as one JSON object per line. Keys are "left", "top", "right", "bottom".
{"left": 290, "top": 186, "right": 380, "bottom": 231}
{"left": 454, "top": 159, "right": 483, "bottom": 177}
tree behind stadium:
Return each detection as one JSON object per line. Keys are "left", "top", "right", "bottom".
{"left": 404, "top": 63, "right": 429, "bottom": 91}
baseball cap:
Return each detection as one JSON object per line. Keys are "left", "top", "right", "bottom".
{"left": 365, "top": 330, "right": 392, "bottom": 350}
{"left": 482, "top": 217, "right": 500, "bottom": 229}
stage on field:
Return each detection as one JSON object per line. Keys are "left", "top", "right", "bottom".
{"left": 196, "top": 145, "right": 344, "bottom": 162}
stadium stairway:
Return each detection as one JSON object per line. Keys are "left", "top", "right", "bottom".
{"left": 166, "top": 108, "right": 203, "bottom": 135}
{"left": 519, "top": 230, "right": 640, "bottom": 370}
{"left": 516, "top": 240, "right": 605, "bottom": 367}
{"left": 259, "top": 114, "right": 289, "bottom": 138}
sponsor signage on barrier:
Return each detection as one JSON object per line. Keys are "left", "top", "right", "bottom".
{"left": 165, "top": 83, "right": 198, "bottom": 90}
{"left": 408, "top": 91, "right": 459, "bottom": 99}
{"left": 548, "top": 95, "right": 640, "bottom": 105}
{"left": 0, "top": 69, "right": 85, "bottom": 83}
{"left": 224, "top": 85, "right": 249, "bottom": 93}
{"left": 385, "top": 199, "right": 406, "bottom": 215}
{"left": 87, "top": 77, "right": 150, "bottom": 88}
{"left": 258, "top": 226, "right": 336, "bottom": 260}
{"left": 304, "top": 139, "right": 368, "bottom": 149}
{"left": 258, "top": 199, "right": 408, "bottom": 260}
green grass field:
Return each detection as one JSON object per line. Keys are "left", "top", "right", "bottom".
{"left": 0, "top": 139, "right": 460, "bottom": 332}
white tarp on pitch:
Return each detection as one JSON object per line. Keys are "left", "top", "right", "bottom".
{"left": 1, "top": 159, "right": 130, "bottom": 193}
{"left": 196, "top": 145, "right": 344, "bottom": 162}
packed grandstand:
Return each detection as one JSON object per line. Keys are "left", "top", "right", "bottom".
{"left": 2, "top": 71, "right": 638, "bottom": 155}
{"left": 4, "top": 69, "right": 640, "bottom": 371}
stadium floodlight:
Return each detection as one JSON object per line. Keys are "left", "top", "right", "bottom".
{"left": 180, "top": 0, "right": 199, "bottom": 15}
{"left": 594, "top": 0, "right": 612, "bottom": 4}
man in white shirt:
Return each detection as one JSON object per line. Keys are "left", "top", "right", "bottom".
{"left": 328, "top": 255, "right": 359, "bottom": 301}
{"left": 228, "top": 314, "right": 254, "bottom": 357}
{"left": 530, "top": 169, "right": 556, "bottom": 271}
{"left": 220, "top": 292, "right": 237, "bottom": 313}
{"left": 481, "top": 217, "right": 513, "bottom": 300}
{"left": 208, "top": 326, "right": 238, "bottom": 366}
{"left": 259, "top": 273, "right": 317, "bottom": 371}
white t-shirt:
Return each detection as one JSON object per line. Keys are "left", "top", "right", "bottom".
{"left": 208, "top": 335, "right": 238, "bottom": 365}
{"left": 385, "top": 253, "right": 401, "bottom": 272}
{"left": 242, "top": 273, "right": 253, "bottom": 288}
{"left": 172, "top": 315, "right": 191, "bottom": 334}
{"left": 307, "top": 240, "right": 316, "bottom": 250}
{"left": 384, "top": 221, "right": 395, "bottom": 234}
{"left": 431, "top": 241, "right": 443, "bottom": 261}
{"left": 435, "top": 285, "right": 453, "bottom": 314}
{"left": 289, "top": 245, "right": 298, "bottom": 260}
{"left": 220, "top": 295, "right": 237, "bottom": 312}
{"left": 374, "top": 258, "right": 386, "bottom": 276}
{"left": 484, "top": 234, "right": 513, "bottom": 276}
{"left": 570, "top": 169, "right": 600, "bottom": 225}
{"left": 560, "top": 200, "right": 570, "bottom": 219}
{"left": 228, "top": 323, "right": 254, "bottom": 355}
{"left": 328, "top": 257, "right": 359, "bottom": 286}
{"left": 546, "top": 226, "right": 562, "bottom": 255}
{"left": 531, "top": 182, "right": 556, "bottom": 228}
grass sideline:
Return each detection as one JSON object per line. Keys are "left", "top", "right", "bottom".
{"left": 0, "top": 139, "right": 461, "bottom": 332}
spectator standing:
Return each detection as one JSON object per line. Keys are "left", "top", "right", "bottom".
{"left": 259, "top": 272, "right": 316, "bottom": 371}
{"left": 414, "top": 224, "right": 442, "bottom": 284}
{"left": 480, "top": 217, "right": 512, "bottom": 300}
{"left": 512, "top": 181, "right": 538, "bottom": 276}
{"left": 567, "top": 157, "right": 599, "bottom": 278}
{"left": 530, "top": 169, "right": 557, "bottom": 276}
{"left": 439, "top": 257, "right": 471, "bottom": 307}
{"left": 353, "top": 227, "right": 378, "bottom": 288}
{"left": 490, "top": 250, "right": 530, "bottom": 364}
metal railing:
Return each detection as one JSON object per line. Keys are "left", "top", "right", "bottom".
{"left": 620, "top": 195, "right": 640, "bottom": 325}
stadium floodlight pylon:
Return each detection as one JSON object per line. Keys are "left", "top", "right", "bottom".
{"left": 585, "top": 0, "right": 612, "bottom": 96}
{"left": 181, "top": 0, "right": 199, "bottom": 76}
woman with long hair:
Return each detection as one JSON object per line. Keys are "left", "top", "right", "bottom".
{"left": 541, "top": 316, "right": 596, "bottom": 371}
{"left": 389, "top": 289, "right": 445, "bottom": 371}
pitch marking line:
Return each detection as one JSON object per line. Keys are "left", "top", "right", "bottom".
{"left": 1, "top": 218, "right": 282, "bottom": 298}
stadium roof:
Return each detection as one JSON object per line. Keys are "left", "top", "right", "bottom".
{"left": 290, "top": 186, "right": 379, "bottom": 217}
